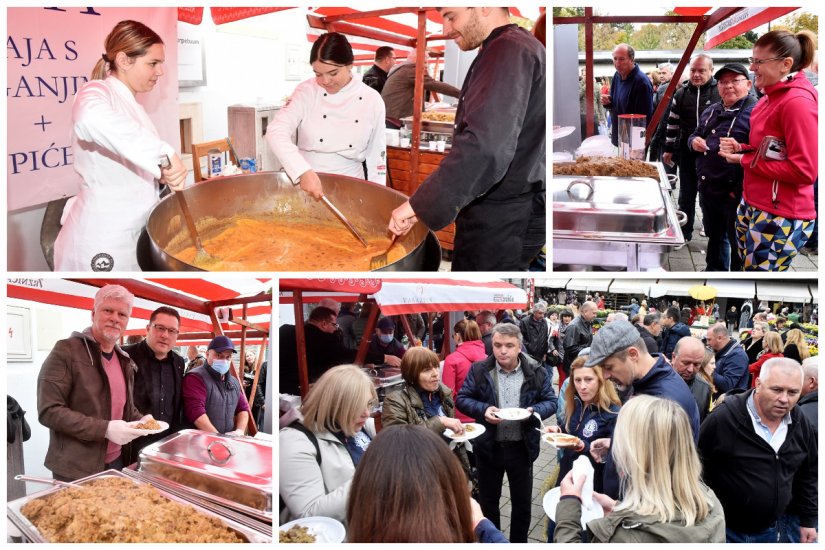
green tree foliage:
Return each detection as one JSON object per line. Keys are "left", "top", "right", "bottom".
{"left": 631, "top": 24, "right": 662, "bottom": 50}
{"left": 778, "top": 12, "right": 817, "bottom": 33}
{"left": 717, "top": 34, "right": 756, "bottom": 49}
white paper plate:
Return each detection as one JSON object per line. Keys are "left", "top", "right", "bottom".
{"left": 129, "top": 420, "right": 169, "bottom": 435}
{"left": 542, "top": 432, "right": 581, "bottom": 449}
{"left": 279, "top": 516, "right": 346, "bottom": 543}
{"left": 543, "top": 487, "right": 604, "bottom": 528}
{"left": 444, "top": 422, "right": 486, "bottom": 442}
{"left": 553, "top": 126, "right": 576, "bottom": 140}
{"left": 494, "top": 408, "right": 531, "bottom": 421}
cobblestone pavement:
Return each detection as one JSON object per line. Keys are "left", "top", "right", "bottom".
{"left": 664, "top": 188, "right": 818, "bottom": 272}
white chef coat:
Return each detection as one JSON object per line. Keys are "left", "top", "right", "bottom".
{"left": 267, "top": 76, "right": 387, "bottom": 185}
{"left": 54, "top": 76, "right": 174, "bottom": 271}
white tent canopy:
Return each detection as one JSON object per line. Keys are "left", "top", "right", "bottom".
{"left": 608, "top": 279, "right": 651, "bottom": 295}
{"left": 755, "top": 281, "right": 814, "bottom": 303}
{"left": 650, "top": 279, "right": 700, "bottom": 298}
{"left": 534, "top": 278, "right": 571, "bottom": 289}
{"left": 565, "top": 278, "right": 611, "bottom": 292}
{"left": 704, "top": 279, "right": 756, "bottom": 300}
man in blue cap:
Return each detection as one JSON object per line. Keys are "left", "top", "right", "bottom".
{"left": 182, "top": 335, "right": 250, "bottom": 436}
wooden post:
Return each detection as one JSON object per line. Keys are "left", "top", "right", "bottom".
{"left": 294, "top": 292, "right": 310, "bottom": 398}
{"left": 409, "top": 9, "right": 428, "bottom": 184}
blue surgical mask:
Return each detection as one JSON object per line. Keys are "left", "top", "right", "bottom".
{"left": 211, "top": 358, "right": 230, "bottom": 375}
{"left": 379, "top": 334, "right": 394, "bottom": 344}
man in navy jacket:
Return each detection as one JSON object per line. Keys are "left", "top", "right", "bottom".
{"left": 601, "top": 43, "right": 653, "bottom": 148}
{"left": 457, "top": 323, "right": 556, "bottom": 542}
{"left": 707, "top": 322, "right": 749, "bottom": 398}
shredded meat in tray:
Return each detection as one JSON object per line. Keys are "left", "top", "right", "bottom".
{"left": 20, "top": 478, "right": 245, "bottom": 543}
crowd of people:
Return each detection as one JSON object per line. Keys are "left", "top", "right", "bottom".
{"left": 36, "top": 285, "right": 266, "bottom": 482}
{"left": 584, "top": 29, "right": 818, "bottom": 272}
{"left": 279, "top": 297, "right": 818, "bottom": 543}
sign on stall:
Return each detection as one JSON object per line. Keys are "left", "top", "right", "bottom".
{"left": 6, "top": 7, "right": 179, "bottom": 212}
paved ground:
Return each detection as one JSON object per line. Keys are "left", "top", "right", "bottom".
{"left": 664, "top": 187, "right": 818, "bottom": 272}
{"left": 494, "top": 378, "right": 562, "bottom": 543}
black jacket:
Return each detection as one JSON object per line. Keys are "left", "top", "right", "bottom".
{"left": 520, "top": 315, "right": 549, "bottom": 362}
{"left": 687, "top": 375, "right": 712, "bottom": 423}
{"left": 279, "top": 324, "right": 385, "bottom": 395}
{"left": 636, "top": 324, "right": 659, "bottom": 354}
{"left": 409, "top": 24, "right": 545, "bottom": 271}
{"left": 797, "top": 391, "right": 817, "bottom": 433}
{"left": 698, "top": 390, "right": 818, "bottom": 533}
{"left": 562, "top": 316, "right": 593, "bottom": 374}
{"left": 664, "top": 78, "right": 721, "bottom": 153}
{"left": 122, "top": 340, "right": 185, "bottom": 462}
{"left": 456, "top": 353, "right": 556, "bottom": 463}
{"left": 362, "top": 64, "right": 389, "bottom": 94}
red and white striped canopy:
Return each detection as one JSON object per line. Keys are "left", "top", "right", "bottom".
{"left": 279, "top": 278, "right": 527, "bottom": 314}
{"left": 7, "top": 278, "right": 272, "bottom": 343}
{"left": 177, "top": 7, "right": 543, "bottom": 66}
{"left": 673, "top": 7, "right": 799, "bottom": 49}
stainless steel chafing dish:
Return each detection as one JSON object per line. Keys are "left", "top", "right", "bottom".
{"left": 6, "top": 470, "right": 270, "bottom": 543}
{"left": 137, "top": 429, "right": 272, "bottom": 523}
{"left": 552, "top": 163, "right": 685, "bottom": 271}
{"left": 401, "top": 112, "right": 456, "bottom": 144}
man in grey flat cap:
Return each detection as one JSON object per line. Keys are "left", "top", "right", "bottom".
{"left": 585, "top": 320, "right": 700, "bottom": 499}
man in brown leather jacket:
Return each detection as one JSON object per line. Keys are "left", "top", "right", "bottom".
{"left": 37, "top": 284, "right": 149, "bottom": 481}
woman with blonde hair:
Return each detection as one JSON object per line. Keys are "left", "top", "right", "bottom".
{"left": 748, "top": 331, "right": 785, "bottom": 387}
{"left": 279, "top": 364, "right": 377, "bottom": 523}
{"left": 697, "top": 348, "right": 718, "bottom": 398}
{"left": 54, "top": 20, "right": 187, "bottom": 271}
{"left": 543, "top": 357, "right": 620, "bottom": 540}
{"left": 555, "top": 395, "right": 725, "bottom": 542}
{"left": 783, "top": 328, "right": 810, "bottom": 363}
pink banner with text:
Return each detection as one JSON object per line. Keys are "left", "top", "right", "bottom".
{"left": 6, "top": 7, "right": 179, "bottom": 212}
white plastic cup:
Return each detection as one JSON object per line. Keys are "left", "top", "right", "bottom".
{"left": 400, "top": 137, "right": 411, "bottom": 148}
{"left": 436, "top": 140, "right": 446, "bottom": 153}
{"left": 429, "top": 140, "right": 437, "bottom": 151}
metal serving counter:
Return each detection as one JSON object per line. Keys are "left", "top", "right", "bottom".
{"left": 552, "top": 162, "right": 685, "bottom": 270}
{"left": 136, "top": 429, "right": 272, "bottom": 524}
{"left": 6, "top": 470, "right": 270, "bottom": 543}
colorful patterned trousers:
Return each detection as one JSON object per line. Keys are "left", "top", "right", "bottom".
{"left": 735, "top": 200, "right": 814, "bottom": 271}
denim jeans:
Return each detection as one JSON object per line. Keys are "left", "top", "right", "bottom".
{"left": 725, "top": 525, "right": 779, "bottom": 543}
{"left": 778, "top": 514, "right": 803, "bottom": 543}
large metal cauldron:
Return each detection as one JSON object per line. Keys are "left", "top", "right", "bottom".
{"left": 144, "top": 172, "right": 440, "bottom": 271}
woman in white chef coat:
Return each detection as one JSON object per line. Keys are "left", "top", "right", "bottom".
{"left": 54, "top": 20, "right": 187, "bottom": 271}
{"left": 267, "top": 32, "right": 387, "bottom": 199}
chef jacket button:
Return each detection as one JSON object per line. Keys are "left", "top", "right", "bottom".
{"left": 359, "top": 96, "right": 362, "bottom": 100}
{"left": 355, "top": 120, "right": 359, "bottom": 123}
{"left": 320, "top": 138, "right": 324, "bottom": 142}
{"left": 349, "top": 144, "right": 352, "bottom": 148}
{"left": 323, "top": 115, "right": 327, "bottom": 119}
{"left": 323, "top": 93, "right": 327, "bottom": 97}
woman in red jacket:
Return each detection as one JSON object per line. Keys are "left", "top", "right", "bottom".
{"left": 719, "top": 30, "right": 818, "bottom": 271}
{"left": 441, "top": 319, "right": 487, "bottom": 423}
{"left": 748, "top": 331, "right": 784, "bottom": 387}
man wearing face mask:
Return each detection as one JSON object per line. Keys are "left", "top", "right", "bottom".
{"left": 368, "top": 316, "right": 406, "bottom": 361}
{"left": 182, "top": 335, "right": 250, "bottom": 436}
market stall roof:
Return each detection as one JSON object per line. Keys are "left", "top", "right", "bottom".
{"left": 755, "top": 281, "right": 814, "bottom": 303}
{"left": 673, "top": 7, "right": 798, "bottom": 49}
{"left": 534, "top": 277, "right": 572, "bottom": 289}
{"left": 650, "top": 279, "right": 702, "bottom": 298}
{"left": 704, "top": 279, "right": 756, "bottom": 300}
{"left": 279, "top": 278, "right": 527, "bottom": 313}
{"left": 810, "top": 284, "right": 818, "bottom": 304}
{"left": 7, "top": 278, "right": 272, "bottom": 339}
{"left": 608, "top": 279, "right": 652, "bottom": 295}
{"left": 565, "top": 278, "right": 611, "bottom": 293}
